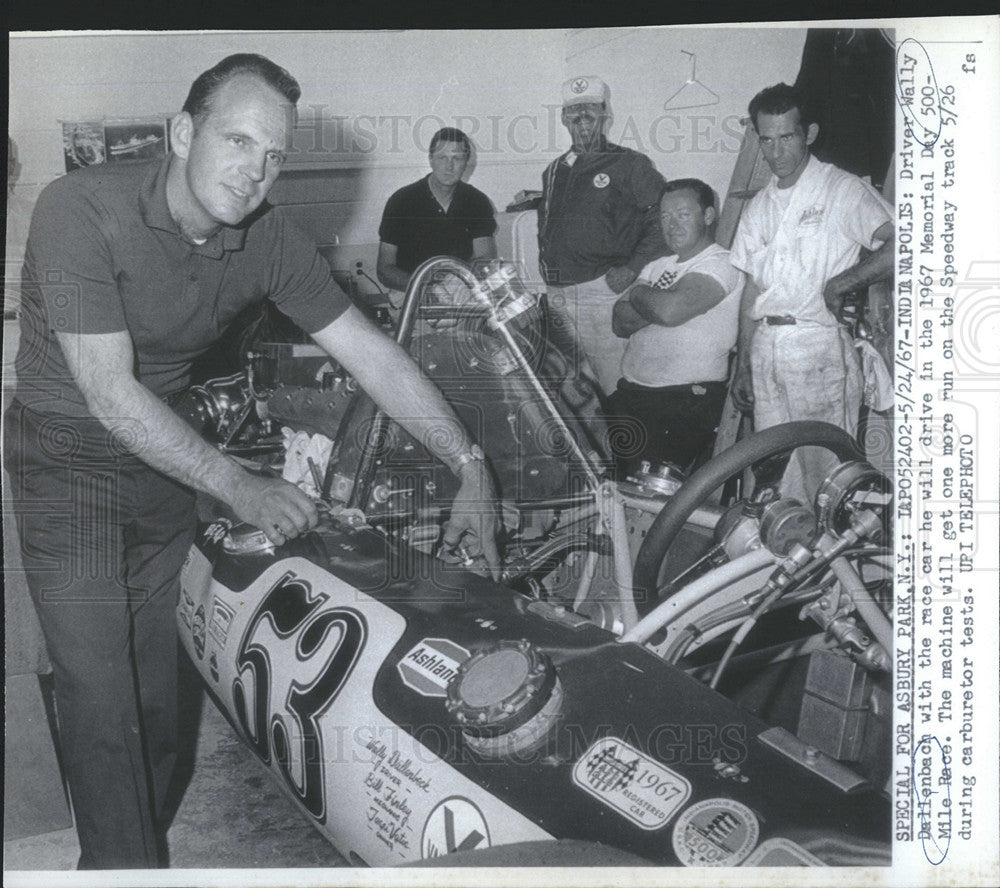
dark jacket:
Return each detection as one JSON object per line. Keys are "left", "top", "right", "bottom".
{"left": 538, "top": 142, "right": 666, "bottom": 286}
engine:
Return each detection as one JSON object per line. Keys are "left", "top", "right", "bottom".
{"left": 174, "top": 258, "right": 893, "bottom": 867}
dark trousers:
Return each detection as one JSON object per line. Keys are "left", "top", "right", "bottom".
{"left": 4, "top": 401, "right": 196, "bottom": 868}
{"left": 605, "top": 379, "right": 727, "bottom": 473}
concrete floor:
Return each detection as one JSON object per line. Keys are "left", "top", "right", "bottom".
{"left": 3, "top": 654, "right": 349, "bottom": 874}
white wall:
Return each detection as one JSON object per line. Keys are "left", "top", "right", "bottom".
{"left": 562, "top": 26, "right": 808, "bottom": 207}
{"left": 7, "top": 30, "right": 565, "bottom": 253}
{"left": 6, "top": 28, "right": 806, "bottom": 275}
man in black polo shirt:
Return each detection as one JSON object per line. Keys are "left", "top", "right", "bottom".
{"left": 376, "top": 127, "right": 496, "bottom": 293}
{"left": 5, "top": 55, "right": 499, "bottom": 869}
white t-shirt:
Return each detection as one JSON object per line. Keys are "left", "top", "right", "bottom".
{"left": 621, "top": 242, "right": 743, "bottom": 387}
{"left": 730, "top": 155, "right": 892, "bottom": 326}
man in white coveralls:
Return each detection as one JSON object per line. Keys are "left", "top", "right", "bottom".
{"left": 730, "top": 82, "right": 894, "bottom": 502}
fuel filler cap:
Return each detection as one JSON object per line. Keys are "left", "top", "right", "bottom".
{"left": 445, "top": 639, "right": 563, "bottom": 758}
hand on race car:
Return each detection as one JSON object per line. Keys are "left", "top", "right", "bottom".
{"left": 227, "top": 471, "right": 320, "bottom": 547}
{"left": 441, "top": 461, "right": 502, "bottom": 581}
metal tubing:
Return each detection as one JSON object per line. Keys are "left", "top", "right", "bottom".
{"left": 830, "top": 556, "right": 894, "bottom": 665}
{"left": 349, "top": 258, "right": 478, "bottom": 509}
{"left": 619, "top": 548, "right": 777, "bottom": 645}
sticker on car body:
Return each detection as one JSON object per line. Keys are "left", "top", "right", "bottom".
{"left": 397, "top": 637, "right": 470, "bottom": 697}
{"left": 572, "top": 736, "right": 691, "bottom": 830}
{"left": 671, "top": 797, "right": 760, "bottom": 866}
{"left": 192, "top": 605, "right": 207, "bottom": 659}
{"left": 209, "top": 598, "right": 235, "bottom": 647}
{"left": 421, "top": 796, "right": 491, "bottom": 859}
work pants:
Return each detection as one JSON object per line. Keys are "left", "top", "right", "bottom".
{"left": 4, "top": 401, "right": 196, "bottom": 869}
{"left": 546, "top": 276, "right": 626, "bottom": 398}
{"left": 750, "top": 323, "right": 862, "bottom": 505}
{"left": 606, "top": 379, "right": 727, "bottom": 474}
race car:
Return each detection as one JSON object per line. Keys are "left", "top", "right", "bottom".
{"left": 175, "top": 258, "right": 893, "bottom": 867}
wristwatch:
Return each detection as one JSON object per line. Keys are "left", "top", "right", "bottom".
{"left": 454, "top": 444, "right": 486, "bottom": 472}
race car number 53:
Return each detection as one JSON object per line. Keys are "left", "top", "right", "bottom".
{"left": 232, "top": 570, "right": 368, "bottom": 824}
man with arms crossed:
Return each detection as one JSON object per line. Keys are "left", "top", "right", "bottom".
{"left": 609, "top": 179, "right": 743, "bottom": 473}
{"left": 5, "top": 54, "right": 498, "bottom": 868}
{"left": 730, "top": 83, "right": 893, "bottom": 502}
{"left": 538, "top": 75, "right": 666, "bottom": 397}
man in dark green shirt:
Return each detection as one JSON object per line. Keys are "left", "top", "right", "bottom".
{"left": 6, "top": 54, "right": 498, "bottom": 868}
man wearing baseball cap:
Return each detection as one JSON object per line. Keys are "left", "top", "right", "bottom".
{"left": 538, "top": 75, "right": 667, "bottom": 397}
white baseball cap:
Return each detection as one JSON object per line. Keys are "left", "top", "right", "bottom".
{"left": 562, "top": 75, "right": 609, "bottom": 107}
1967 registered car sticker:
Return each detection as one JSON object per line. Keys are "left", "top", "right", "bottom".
{"left": 572, "top": 736, "right": 691, "bottom": 830}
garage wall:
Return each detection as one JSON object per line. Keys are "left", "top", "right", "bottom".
{"left": 6, "top": 30, "right": 563, "bottom": 272}
{"left": 562, "top": 27, "right": 808, "bottom": 208}
{"left": 6, "top": 28, "right": 806, "bottom": 292}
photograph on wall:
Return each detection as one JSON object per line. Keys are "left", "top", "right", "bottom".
{"left": 61, "top": 120, "right": 106, "bottom": 172}
{"left": 104, "top": 118, "right": 169, "bottom": 163}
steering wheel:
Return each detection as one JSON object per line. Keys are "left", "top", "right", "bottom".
{"left": 631, "top": 421, "right": 863, "bottom": 616}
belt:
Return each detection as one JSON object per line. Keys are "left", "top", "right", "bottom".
{"left": 617, "top": 379, "right": 727, "bottom": 396}
{"left": 758, "top": 315, "right": 797, "bottom": 326}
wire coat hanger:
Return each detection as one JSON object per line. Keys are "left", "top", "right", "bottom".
{"left": 663, "top": 51, "right": 720, "bottom": 111}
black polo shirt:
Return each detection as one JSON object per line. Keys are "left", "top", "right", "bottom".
{"left": 378, "top": 175, "right": 496, "bottom": 273}
{"left": 16, "top": 157, "right": 350, "bottom": 417}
